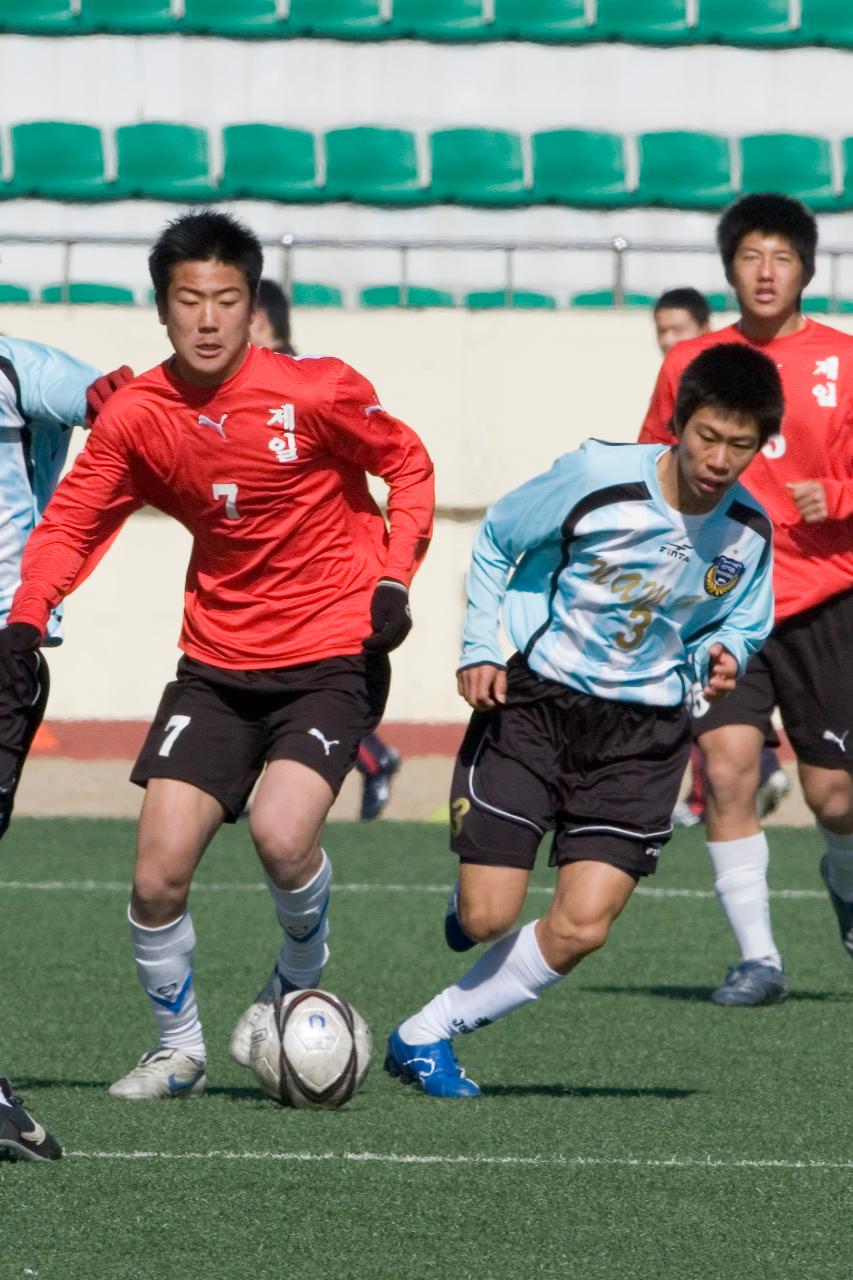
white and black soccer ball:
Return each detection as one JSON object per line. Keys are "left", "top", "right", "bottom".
{"left": 249, "top": 988, "right": 372, "bottom": 1109}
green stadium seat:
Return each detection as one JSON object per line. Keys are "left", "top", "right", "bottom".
{"left": 388, "top": 0, "right": 489, "bottom": 41}
{"left": 0, "top": 284, "right": 31, "bottom": 303}
{"left": 181, "top": 0, "right": 286, "bottom": 36}
{"left": 739, "top": 133, "right": 839, "bottom": 209}
{"left": 706, "top": 292, "right": 734, "bottom": 311}
{"left": 594, "top": 0, "right": 692, "bottom": 44}
{"left": 571, "top": 290, "right": 655, "bottom": 307}
{"left": 801, "top": 295, "right": 832, "bottom": 313}
{"left": 115, "top": 123, "right": 215, "bottom": 201}
{"left": 41, "top": 282, "right": 136, "bottom": 304}
{"left": 291, "top": 282, "right": 344, "bottom": 307}
{"left": 220, "top": 125, "right": 321, "bottom": 201}
{"left": 79, "top": 0, "right": 176, "bottom": 33}
{"left": 7, "top": 122, "right": 110, "bottom": 200}
{"left": 0, "top": 0, "right": 80, "bottom": 33}
{"left": 429, "top": 129, "right": 527, "bottom": 205}
{"left": 530, "top": 129, "right": 631, "bottom": 206}
{"left": 465, "top": 290, "right": 557, "bottom": 309}
{"left": 360, "top": 285, "right": 455, "bottom": 307}
{"left": 325, "top": 127, "right": 424, "bottom": 204}
{"left": 286, "top": 0, "right": 390, "bottom": 37}
{"left": 635, "top": 132, "right": 735, "bottom": 209}
{"left": 693, "top": 0, "right": 796, "bottom": 46}
{"left": 800, "top": 1, "right": 853, "bottom": 48}
{"left": 491, "top": 0, "right": 589, "bottom": 41}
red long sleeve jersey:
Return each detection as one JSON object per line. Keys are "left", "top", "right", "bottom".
{"left": 640, "top": 319, "right": 853, "bottom": 622}
{"left": 10, "top": 346, "right": 435, "bottom": 669}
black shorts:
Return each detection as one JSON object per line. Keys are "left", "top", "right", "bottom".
{"left": 691, "top": 587, "right": 853, "bottom": 769}
{"left": 0, "top": 649, "right": 50, "bottom": 839}
{"left": 449, "top": 657, "right": 692, "bottom": 878}
{"left": 131, "top": 653, "right": 390, "bottom": 821}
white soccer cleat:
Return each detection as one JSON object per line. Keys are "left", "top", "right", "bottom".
{"left": 230, "top": 968, "right": 297, "bottom": 1068}
{"left": 108, "top": 1048, "right": 206, "bottom": 1100}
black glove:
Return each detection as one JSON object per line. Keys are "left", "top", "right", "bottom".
{"left": 362, "top": 580, "right": 412, "bottom": 653}
{"left": 0, "top": 622, "right": 43, "bottom": 686}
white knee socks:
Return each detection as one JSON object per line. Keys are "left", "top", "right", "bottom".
{"left": 706, "top": 833, "right": 781, "bottom": 968}
{"left": 267, "top": 851, "right": 331, "bottom": 988}
{"left": 399, "top": 920, "right": 561, "bottom": 1044}
{"left": 129, "top": 909, "right": 205, "bottom": 1059}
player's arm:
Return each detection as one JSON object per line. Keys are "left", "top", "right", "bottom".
{"left": 457, "top": 452, "right": 587, "bottom": 691}
{"left": 686, "top": 541, "right": 774, "bottom": 700}
{"left": 13, "top": 338, "right": 132, "bottom": 431}
{"left": 8, "top": 410, "right": 143, "bottom": 637}
{"left": 638, "top": 351, "right": 679, "bottom": 444}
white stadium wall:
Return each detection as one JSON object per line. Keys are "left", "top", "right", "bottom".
{"left": 0, "top": 301, "right": 757, "bottom": 723}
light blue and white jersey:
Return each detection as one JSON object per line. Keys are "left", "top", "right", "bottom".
{"left": 0, "top": 337, "right": 98, "bottom": 642}
{"left": 460, "top": 440, "right": 774, "bottom": 708}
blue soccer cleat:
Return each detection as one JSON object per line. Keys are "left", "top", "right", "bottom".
{"left": 384, "top": 1027, "right": 480, "bottom": 1098}
{"left": 711, "top": 959, "right": 789, "bottom": 1006}
{"left": 444, "top": 883, "right": 476, "bottom": 952}
{"left": 820, "top": 854, "right": 853, "bottom": 961}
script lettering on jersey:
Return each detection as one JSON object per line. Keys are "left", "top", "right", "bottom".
{"left": 267, "top": 403, "right": 298, "bottom": 463}
{"left": 587, "top": 556, "right": 672, "bottom": 650}
{"left": 812, "top": 354, "right": 839, "bottom": 409}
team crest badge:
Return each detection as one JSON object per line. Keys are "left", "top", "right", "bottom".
{"left": 704, "top": 555, "right": 744, "bottom": 597}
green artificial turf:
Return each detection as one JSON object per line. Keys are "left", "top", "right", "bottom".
{"left": 0, "top": 819, "right": 850, "bottom": 1279}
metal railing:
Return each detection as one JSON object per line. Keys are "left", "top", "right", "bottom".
{"left": 0, "top": 230, "right": 848, "bottom": 306}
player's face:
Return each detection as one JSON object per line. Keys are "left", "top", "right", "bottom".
{"left": 729, "top": 232, "right": 805, "bottom": 325}
{"left": 654, "top": 307, "right": 706, "bottom": 355}
{"left": 249, "top": 306, "right": 278, "bottom": 351}
{"left": 161, "top": 259, "right": 255, "bottom": 387}
{"left": 672, "top": 408, "right": 761, "bottom": 514}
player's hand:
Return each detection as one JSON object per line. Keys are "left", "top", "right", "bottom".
{"left": 786, "top": 479, "right": 828, "bottom": 523}
{"left": 457, "top": 663, "right": 507, "bottom": 710}
{"left": 702, "top": 643, "right": 738, "bottom": 702}
{"left": 362, "top": 579, "right": 412, "bottom": 652}
{"left": 85, "top": 365, "right": 134, "bottom": 426}
{"left": 0, "top": 622, "right": 43, "bottom": 687}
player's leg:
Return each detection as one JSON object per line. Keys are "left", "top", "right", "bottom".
{"left": 0, "top": 651, "right": 50, "bottom": 840}
{"left": 230, "top": 655, "right": 390, "bottom": 1066}
{"left": 798, "top": 764, "right": 853, "bottom": 961}
{"left": 694, "top": 658, "right": 787, "bottom": 1006}
{"left": 355, "top": 730, "right": 401, "bottom": 821}
{"left": 0, "top": 1073, "right": 62, "bottom": 1162}
{"left": 116, "top": 663, "right": 263, "bottom": 1098}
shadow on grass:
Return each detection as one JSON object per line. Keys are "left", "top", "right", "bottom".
{"left": 11, "top": 1077, "right": 265, "bottom": 1102}
{"left": 580, "top": 983, "right": 851, "bottom": 1003}
{"left": 481, "top": 1083, "right": 696, "bottom": 1100}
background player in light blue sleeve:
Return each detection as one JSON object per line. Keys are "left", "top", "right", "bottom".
{"left": 385, "top": 343, "right": 782, "bottom": 1099}
{"left": 0, "top": 338, "right": 129, "bottom": 1161}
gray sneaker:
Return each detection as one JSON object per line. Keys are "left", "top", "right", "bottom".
{"left": 756, "top": 767, "right": 791, "bottom": 820}
{"left": 711, "top": 959, "right": 789, "bottom": 1006}
{"left": 819, "top": 854, "right": 853, "bottom": 960}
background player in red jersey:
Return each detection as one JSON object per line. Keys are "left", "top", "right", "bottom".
{"left": 641, "top": 193, "right": 853, "bottom": 1005}
{"left": 2, "top": 211, "right": 434, "bottom": 1099}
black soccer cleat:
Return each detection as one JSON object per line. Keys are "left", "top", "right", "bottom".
{"left": 0, "top": 1078, "right": 62, "bottom": 1162}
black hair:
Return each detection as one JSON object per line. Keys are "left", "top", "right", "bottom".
{"left": 672, "top": 343, "right": 783, "bottom": 448}
{"left": 149, "top": 210, "right": 263, "bottom": 307}
{"left": 256, "top": 277, "right": 294, "bottom": 355}
{"left": 654, "top": 287, "right": 711, "bottom": 327}
{"left": 717, "top": 193, "right": 817, "bottom": 284}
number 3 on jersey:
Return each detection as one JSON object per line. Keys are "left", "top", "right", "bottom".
{"left": 212, "top": 483, "right": 240, "bottom": 520}
{"left": 159, "top": 714, "right": 191, "bottom": 758}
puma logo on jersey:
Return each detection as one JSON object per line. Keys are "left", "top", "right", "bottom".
{"left": 197, "top": 413, "right": 228, "bottom": 439}
{"left": 823, "top": 729, "right": 849, "bottom": 752}
{"left": 308, "top": 727, "right": 340, "bottom": 756}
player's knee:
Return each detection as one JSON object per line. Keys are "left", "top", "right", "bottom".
{"left": 702, "top": 749, "right": 755, "bottom": 807}
{"left": 542, "top": 910, "right": 611, "bottom": 966}
{"left": 802, "top": 778, "right": 853, "bottom": 826}
{"left": 250, "top": 820, "right": 311, "bottom": 881}
{"left": 131, "top": 874, "right": 189, "bottom": 925}
{"left": 458, "top": 897, "right": 517, "bottom": 943}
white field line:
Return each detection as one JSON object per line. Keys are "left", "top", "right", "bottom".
{"left": 63, "top": 1149, "right": 853, "bottom": 1170}
{"left": 0, "top": 880, "right": 826, "bottom": 900}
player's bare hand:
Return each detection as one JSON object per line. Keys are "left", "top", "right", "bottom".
{"left": 786, "top": 479, "right": 828, "bottom": 523}
{"left": 457, "top": 663, "right": 507, "bottom": 710}
{"left": 702, "top": 643, "right": 738, "bottom": 702}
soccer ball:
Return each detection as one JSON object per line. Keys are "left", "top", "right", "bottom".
{"left": 249, "top": 988, "right": 372, "bottom": 1109}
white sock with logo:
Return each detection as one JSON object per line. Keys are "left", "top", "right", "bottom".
{"left": 129, "top": 909, "right": 205, "bottom": 1060}
{"left": 267, "top": 851, "right": 331, "bottom": 988}
{"left": 398, "top": 920, "right": 562, "bottom": 1044}
{"left": 706, "top": 833, "right": 781, "bottom": 969}
{"left": 819, "top": 825, "right": 853, "bottom": 901}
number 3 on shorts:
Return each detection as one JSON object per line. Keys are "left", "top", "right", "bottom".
{"left": 158, "top": 714, "right": 191, "bottom": 758}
